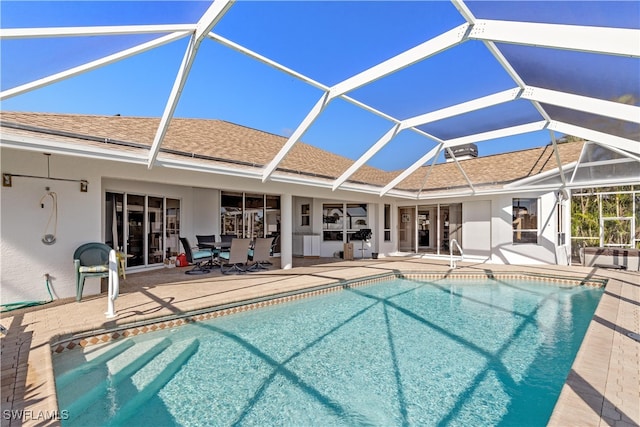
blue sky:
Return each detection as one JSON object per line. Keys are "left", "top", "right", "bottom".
{"left": 1, "top": 1, "right": 638, "bottom": 171}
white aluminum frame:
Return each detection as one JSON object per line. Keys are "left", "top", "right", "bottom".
{"left": 1, "top": 0, "right": 638, "bottom": 199}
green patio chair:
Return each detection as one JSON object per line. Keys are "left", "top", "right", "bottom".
{"left": 74, "top": 242, "right": 111, "bottom": 301}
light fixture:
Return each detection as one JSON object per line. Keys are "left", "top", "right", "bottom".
{"left": 2, "top": 173, "right": 12, "bottom": 187}
{"left": 80, "top": 181, "right": 88, "bottom": 192}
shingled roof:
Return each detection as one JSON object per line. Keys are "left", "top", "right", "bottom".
{"left": 0, "top": 111, "right": 584, "bottom": 195}
{"left": 395, "top": 141, "right": 584, "bottom": 193}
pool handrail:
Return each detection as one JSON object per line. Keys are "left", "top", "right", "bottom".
{"left": 450, "top": 239, "right": 464, "bottom": 268}
{"left": 106, "top": 249, "right": 119, "bottom": 318}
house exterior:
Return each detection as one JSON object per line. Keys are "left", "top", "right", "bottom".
{"left": 0, "top": 111, "right": 619, "bottom": 305}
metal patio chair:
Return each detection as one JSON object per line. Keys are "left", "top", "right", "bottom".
{"left": 219, "top": 238, "right": 251, "bottom": 274}
{"left": 247, "top": 237, "right": 274, "bottom": 271}
{"left": 179, "top": 237, "right": 214, "bottom": 275}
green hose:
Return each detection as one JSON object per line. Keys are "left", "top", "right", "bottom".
{"left": 1, "top": 274, "right": 54, "bottom": 313}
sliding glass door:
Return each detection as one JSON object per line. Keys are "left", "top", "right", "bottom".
{"left": 244, "top": 193, "right": 264, "bottom": 241}
{"left": 147, "top": 196, "right": 164, "bottom": 264}
{"left": 105, "top": 192, "right": 180, "bottom": 268}
{"left": 398, "top": 207, "right": 415, "bottom": 252}
{"left": 265, "top": 195, "right": 281, "bottom": 254}
{"left": 105, "top": 193, "right": 124, "bottom": 251}
{"left": 127, "top": 194, "right": 145, "bottom": 267}
{"left": 410, "top": 203, "right": 462, "bottom": 255}
{"left": 448, "top": 203, "right": 462, "bottom": 255}
{"left": 418, "top": 205, "right": 436, "bottom": 252}
{"left": 166, "top": 199, "right": 180, "bottom": 258}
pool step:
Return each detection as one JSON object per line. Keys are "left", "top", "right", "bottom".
{"left": 106, "top": 338, "right": 200, "bottom": 426}
{"left": 59, "top": 336, "right": 172, "bottom": 421}
{"left": 55, "top": 339, "right": 135, "bottom": 389}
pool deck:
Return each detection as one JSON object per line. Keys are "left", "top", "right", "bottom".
{"left": 1, "top": 256, "right": 638, "bottom": 426}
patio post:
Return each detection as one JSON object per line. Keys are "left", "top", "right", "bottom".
{"left": 280, "top": 193, "right": 293, "bottom": 269}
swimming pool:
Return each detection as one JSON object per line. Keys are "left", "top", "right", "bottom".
{"left": 53, "top": 274, "right": 603, "bottom": 426}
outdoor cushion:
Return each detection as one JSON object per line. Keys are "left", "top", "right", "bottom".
{"left": 193, "top": 250, "right": 213, "bottom": 260}
{"left": 78, "top": 265, "right": 109, "bottom": 273}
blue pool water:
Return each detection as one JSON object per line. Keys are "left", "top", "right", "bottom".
{"left": 54, "top": 277, "right": 603, "bottom": 426}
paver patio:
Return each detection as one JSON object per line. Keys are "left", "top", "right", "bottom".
{"left": 1, "top": 256, "right": 638, "bottom": 426}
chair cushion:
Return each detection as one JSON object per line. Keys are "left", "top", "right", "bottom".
{"left": 79, "top": 265, "right": 109, "bottom": 273}
{"left": 193, "top": 250, "right": 212, "bottom": 260}
{"left": 218, "top": 252, "right": 229, "bottom": 261}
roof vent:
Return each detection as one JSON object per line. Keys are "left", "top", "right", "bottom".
{"left": 445, "top": 143, "right": 478, "bottom": 162}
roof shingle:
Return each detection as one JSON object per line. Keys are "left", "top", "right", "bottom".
{"left": 0, "top": 111, "right": 584, "bottom": 192}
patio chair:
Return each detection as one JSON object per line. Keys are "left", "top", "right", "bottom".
{"left": 247, "top": 237, "right": 274, "bottom": 271}
{"left": 179, "top": 237, "right": 214, "bottom": 275}
{"left": 196, "top": 234, "right": 221, "bottom": 268}
{"left": 220, "top": 234, "right": 235, "bottom": 243}
{"left": 74, "top": 242, "right": 111, "bottom": 301}
{"left": 196, "top": 234, "right": 219, "bottom": 253}
{"left": 219, "top": 238, "right": 251, "bottom": 274}
{"left": 268, "top": 234, "right": 280, "bottom": 261}
{"left": 196, "top": 234, "right": 217, "bottom": 249}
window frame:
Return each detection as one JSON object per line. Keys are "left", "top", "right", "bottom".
{"left": 384, "top": 204, "right": 391, "bottom": 241}
{"left": 512, "top": 197, "right": 539, "bottom": 245}
{"left": 322, "top": 202, "right": 369, "bottom": 242}
{"left": 301, "top": 203, "right": 310, "bottom": 227}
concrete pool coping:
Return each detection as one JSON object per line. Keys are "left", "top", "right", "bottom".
{"left": 1, "top": 257, "right": 638, "bottom": 426}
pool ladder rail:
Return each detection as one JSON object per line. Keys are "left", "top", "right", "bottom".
{"left": 105, "top": 249, "right": 119, "bottom": 319}
{"left": 450, "top": 239, "right": 464, "bottom": 269}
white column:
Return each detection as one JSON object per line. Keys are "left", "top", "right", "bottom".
{"left": 280, "top": 193, "right": 293, "bottom": 270}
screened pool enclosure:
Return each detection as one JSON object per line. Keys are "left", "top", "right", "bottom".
{"left": 1, "top": 0, "right": 637, "bottom": 199}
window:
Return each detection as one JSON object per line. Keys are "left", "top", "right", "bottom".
{"left": 322, "top": 203, "right": 368, "bottom": 242}
{"left": 323, "top": 203, "right": 343, "bottom": 241}
{"left": 221, "top": 192, "right": 280, "bottom": 244}
{"left": 301, "top": 204, "right": 310, "bottom": 226}
{"left": 384, "top": 204, "right": 391, "bottom": 241}
{"left": 347, "top": 203, "right": 368, "bottom": 242}
{"left": 221, "top": 192, "right": 243, "bottom": 237}
{"left": 513, "top": 198, "right": 538, "bottom": 244}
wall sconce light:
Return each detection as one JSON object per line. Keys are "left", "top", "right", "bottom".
{"left": 2, "top": 174, "right": 12, "bottom": 187}
{"left": 80, "top": 181, "right": 88, "bottom": 192}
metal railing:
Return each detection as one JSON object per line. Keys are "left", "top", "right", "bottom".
{"left": 106, "top": 249, "right": 120, "bottom": 319}
{"left": 450, "top": 239, "right": 464, "bottom": 268}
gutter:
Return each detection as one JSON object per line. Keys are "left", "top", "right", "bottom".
{"left": 0, "top": 120, "right": 377, "bottom": 187}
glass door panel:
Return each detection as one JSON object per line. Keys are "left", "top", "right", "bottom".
{"left": 166, "top": 198, "right": 180, "bottom": 257}
{"left": 449, "top": 203, "right": 462, "bottom": 255}
{"left": 398, "top": 207, "right": 415, "bottom": 252}
{"left": 266, "top": 195, "right": 281, "bottom": 254}
{"left": 244, "top": 193, "right": 264, "bottom": 240}
{"left": 127, "top": 194, "right": 145, "bottom": 267}
{"left": 439, "top": 206, "right": 449, "bottom": 253}
{"left": 636, "top": 195, "right": 640, "bottom": 249}
{"left": 417, "top": 205, "right": 436, "bottom": 253}
{"left": 147, "top": 197, "right": 164, "bottom": 264}
{"left": 221, "top": 192, "right": 243, "bottom": 238}
{"left": 105, "top": 192, "right": 123, "bottom": 251}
